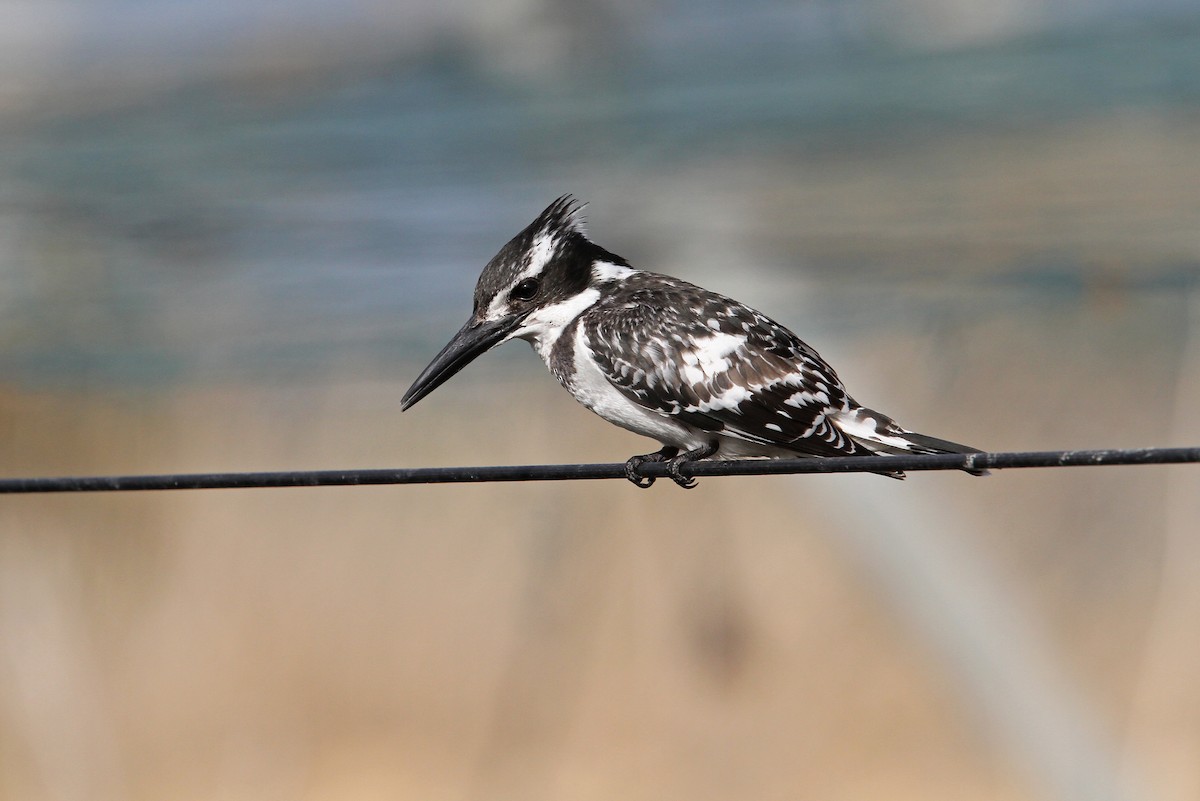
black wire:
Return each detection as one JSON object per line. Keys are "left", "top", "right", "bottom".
{"left": 0, "top": 447, "right": 1196, "bottom": 494}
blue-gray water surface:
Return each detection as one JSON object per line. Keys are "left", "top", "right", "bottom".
{"left": 1, "top": 14, "right": 1198, "bottom": 387}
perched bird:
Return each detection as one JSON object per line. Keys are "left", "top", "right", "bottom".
{"left": 402, "top": 196, "right": 983, "bottom": 488}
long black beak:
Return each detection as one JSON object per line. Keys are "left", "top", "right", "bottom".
{"left": 401, "top": 316, "right": 522, "bottom": 410}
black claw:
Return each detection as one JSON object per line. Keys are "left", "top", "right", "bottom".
{"left": 663, "top": 441, "right": 718, "bottom": 490}
{"left": 624, "top": 458, "right": 656, "bottom": 488}
{"left": 623, "top": 447, "right": 679, "bottom": 489}
{"left": 672, "top": 474, "right": 699, "bottom": 489}
{"left": 623, "top": 443, "right": 717, "bottom": 489}
{"left": 665, "top": 458, "right": 697, "bottom": 489}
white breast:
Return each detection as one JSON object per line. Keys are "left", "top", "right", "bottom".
{"left": 558, "top": 325, "right": 709, "bottom": 450}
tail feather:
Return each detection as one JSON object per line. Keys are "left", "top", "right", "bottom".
{"left": 836, "top": 405, "right": 988, "bottom": 477}
{"left": 901, "top": 431, "right": 990, "bottom": 476}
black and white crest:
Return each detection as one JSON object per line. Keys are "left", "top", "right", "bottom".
{"left": 471, "top": 195, "right": 628, "bottom": 326}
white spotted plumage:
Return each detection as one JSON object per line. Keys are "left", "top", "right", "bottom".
{"left": 402, "top": 195, "right": 984, "bottom": 487}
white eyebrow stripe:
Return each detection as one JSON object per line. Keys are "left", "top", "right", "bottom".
{"left": 518, "top": 232, "right": 558, "bottom": 281}
{"left": 484, "top": 231, "right": 560, "bottom": 322}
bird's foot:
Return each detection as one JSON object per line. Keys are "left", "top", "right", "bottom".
{"left": 623, "top": 447, "right": 679, "bottom": 489}
{"left": 663, "top": 441, "right": 720, "bottom": 489}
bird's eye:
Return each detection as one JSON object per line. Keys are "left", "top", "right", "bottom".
{"left": 511, "top": 278, "right": 540, "bottom": 301}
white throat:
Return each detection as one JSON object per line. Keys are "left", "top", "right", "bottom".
{"left": 509, "top": 287, "right": 601, "bottom": 361}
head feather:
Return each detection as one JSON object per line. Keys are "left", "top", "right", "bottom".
{"left": 535, "top": 194, "right": 587, "bottom": 238}
{"left": 472, "top": 195, "right": 599, "bottom": 320}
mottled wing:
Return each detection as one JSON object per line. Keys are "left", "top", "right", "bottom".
{"left": 585, "top": 275, "right": 866, "bottom": 458}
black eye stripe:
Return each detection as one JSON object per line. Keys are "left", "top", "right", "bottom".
{"left": 511, "top": 278, "right": 540, "bottom": 301}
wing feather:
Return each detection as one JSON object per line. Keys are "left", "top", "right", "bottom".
{"left": 584, "top": 274, "right": 865, "bottom": 458}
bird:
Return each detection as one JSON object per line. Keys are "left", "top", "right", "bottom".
{"left": 401, "top": 195, "right": 984, "bottom": 488}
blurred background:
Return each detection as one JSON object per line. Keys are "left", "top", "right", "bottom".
{"left": 1, "top": 1, "right": 1198, "bottom": 799}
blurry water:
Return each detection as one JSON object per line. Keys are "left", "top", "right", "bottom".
{"left": 0, "top": 12, "right": 1197, "bottom": 386}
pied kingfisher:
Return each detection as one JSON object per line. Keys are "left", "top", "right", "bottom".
{"left": 402, "top": 196, "right": 983, "bottom": 488}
